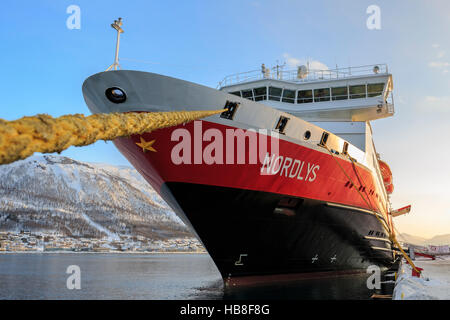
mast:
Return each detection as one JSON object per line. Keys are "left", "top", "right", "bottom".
{"left": 106, "top": 18, "right": 124, "bottom": 71}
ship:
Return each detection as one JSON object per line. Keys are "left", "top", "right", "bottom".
{"left": 82, "top": 19, "right": 410, "bottom": 285}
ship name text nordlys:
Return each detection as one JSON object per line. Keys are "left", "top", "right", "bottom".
{"left": 260, "top": 152, "right": 320, "bottom": 182}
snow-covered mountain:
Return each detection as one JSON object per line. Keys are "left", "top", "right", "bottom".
{"left": 398, "top": 233, "right": 450, "bottom": 246}
{"left": 0, "top": 155, "right": 191, "bottom": 240}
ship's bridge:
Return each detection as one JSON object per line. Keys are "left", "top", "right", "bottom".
{"left": 218, "top": 64, "right": 394, "bottom": 122}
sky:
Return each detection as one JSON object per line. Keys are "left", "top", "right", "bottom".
{"left": 0, "top": 0, "right": 449, "bottom": 238}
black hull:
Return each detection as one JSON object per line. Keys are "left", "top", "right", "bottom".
{"left": 161, "top": 182, "right": 394, "bottom": 282}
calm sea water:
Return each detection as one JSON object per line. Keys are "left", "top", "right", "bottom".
{"left": 0, "top": 253, "right": 375, "bottom": 300}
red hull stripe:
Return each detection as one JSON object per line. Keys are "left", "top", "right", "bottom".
{"left": 113, "top": 120, "right": 387, "bottom": 216}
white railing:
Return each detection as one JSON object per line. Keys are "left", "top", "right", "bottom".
{"left": 386, "top": 91, "right": 395, "bottom": 114}
{"left": 217, "top": 64, "right": 389, "bottom": 88}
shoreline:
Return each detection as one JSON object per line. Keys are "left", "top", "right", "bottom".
{"left": 0, "top": 251, "right": 208, "bottom": 255}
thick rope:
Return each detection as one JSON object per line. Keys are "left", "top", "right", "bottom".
{"left": 323, "top": 145, "right": 421, "bottom": 275}
{"left": 344, "top": 154, "right": 420, "bottom": 274}
{"left": 0, "top": 109, "right": 224, "bottom": 165}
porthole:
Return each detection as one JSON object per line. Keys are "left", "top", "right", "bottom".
{"left": 304, "top": 130, "right": 311, "bottom": 140}
{"left": 105, "top": 87, "right": 127, "bottom": 103}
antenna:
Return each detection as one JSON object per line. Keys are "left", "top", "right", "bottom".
{"left": 106, "top": 18, "right": 124, "bottom": 71}
{"left": 273, "top": 60, "right": 286, "bottom": 80}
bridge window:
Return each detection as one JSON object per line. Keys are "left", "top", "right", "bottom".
{"left": 242, "top": 89, "right": 253, "bottom": 101}
{"left": 367, "top": 83, "right": 385, "bottom": 97}
{"left": 230, "top": 91, "right": 241, "bottom": 97}
{"left": 253, "top": 87, "right": 267, "bottom": 101}
{"left": 269, "top": 87, "right": 282, "bottom": 101}
{"left": 297, "top": 89, "right": 313, "bottom": 104}
{"left": 331, "top": 87, "right": 348, "bottom": 101}
{"left": 314, "top": 88, "right": 331, "bottom": 102}
{"left": 282, "top": 89, "right": 295, "bottom": 104}
{"left": 349, "top": 85, "right": 366, "bottom": 99}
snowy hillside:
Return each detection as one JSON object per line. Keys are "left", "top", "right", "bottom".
{"left": 398, "top": 233, "right": 450, "bottom": 246}
{"left": 0, "top": 155, "right": 191, "bottom": 240}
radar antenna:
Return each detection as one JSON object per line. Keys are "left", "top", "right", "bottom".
{"left": 297, "top": 65, "right": 308, "bottom": 79}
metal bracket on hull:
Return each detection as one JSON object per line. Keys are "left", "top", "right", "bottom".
{"left": 234, "top": 254, "right": 248, "bottom": 266}
{"left": 391, "top": 205, "right": 411, "bottom": 217}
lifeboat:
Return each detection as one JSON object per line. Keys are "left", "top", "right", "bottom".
{"left": 378, "top": 160, "right": 394, "bottom": 194}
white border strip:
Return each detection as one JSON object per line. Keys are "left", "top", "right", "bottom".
{"left": 326, "top": 202, "right": 391, "bottom": 232}
{"left": 371, "top": 246, "right": 393, "bottom": 252}
{"left": 365, "top": 236, "right": 392, "bottom": 243}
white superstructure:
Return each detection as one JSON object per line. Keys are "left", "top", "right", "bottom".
{"left": 218, "top": 63, "right": 394, "bottom": 204}
{"left": 218, "top": 63, "right": 393, "bottom": 122}
{"left": 218, "top": 64, "right": 393, "bottom": 148}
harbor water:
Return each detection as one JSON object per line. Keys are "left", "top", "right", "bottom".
{"left": 0, "top": 253, "right": 377, "bottom": 300}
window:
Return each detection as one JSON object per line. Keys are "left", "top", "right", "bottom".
{"left": 230, "top": 91, "right": 241, "bottom": 97}
{"left": 275, "top": 116, "right": 289, "bottom": 134}
{"left": 253, "top": 87, "right": 267, "bottom": 101}
{"left": 367, "top": 83, "right": 385, "bottom": 97}
{"left": 241, "top": 89, "right": 253, "bottom": 101}
{"left": 349, "top": 85, "right": 366, "bottom": 99}
{"left": 105, "top": 87, "right": 127, "bottom": 103}
{"left": 314, "top": 88, "right": 331, "bottom": 102}
{"left": 304, "top": 130, "right": 311, "bottom": 140}
{"left": 297, "top": 90, "right": 313, "bottom": 104}
{"left": 269, "top": 87, "right": 282, "bottom": 101}
{"left": 331, "top": 87, "right": 348, "bottom": 101}
{"left": 282, "top": 89, "right": 295, "bottom": 104}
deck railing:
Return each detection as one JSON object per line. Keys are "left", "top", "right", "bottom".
{"left": 218, "top": 64, "right": 389, "bottom": 88}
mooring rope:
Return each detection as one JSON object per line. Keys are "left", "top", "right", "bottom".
{"left": 345, "top": 153, "right": 421, "bottom": 274}
{"left": 0, "top": 108, "right": 419, "bottom": 274}
{"left": 0, "top": 109, "right": 224, "bottom": 165}
{"left": 323, "top": 145, "right": 421, "bottom": 275}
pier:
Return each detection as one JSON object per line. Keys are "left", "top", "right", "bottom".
{"left": 393, "top": 256, "right": 450, "bottom": 299}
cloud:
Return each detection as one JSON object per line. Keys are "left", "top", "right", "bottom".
{"left": 282, "top": 53, "right": 301, "bottom": 68}
{"left": 308, "top": 60, "right": 330, "bottom": 71}
{"left": 429, "top": 61, "right": 450, "bottom": 68}
{"left": 428, "top": 61, "right": 449, "bottom": 74}
{"left": 429, "top": 43, "right": 448, "bottom": 73}
{"left": 282, "top": 53, "right": 329, "bottom": 70}
{"left": 417, "top": 96, "right": 450, "bottom": 112}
